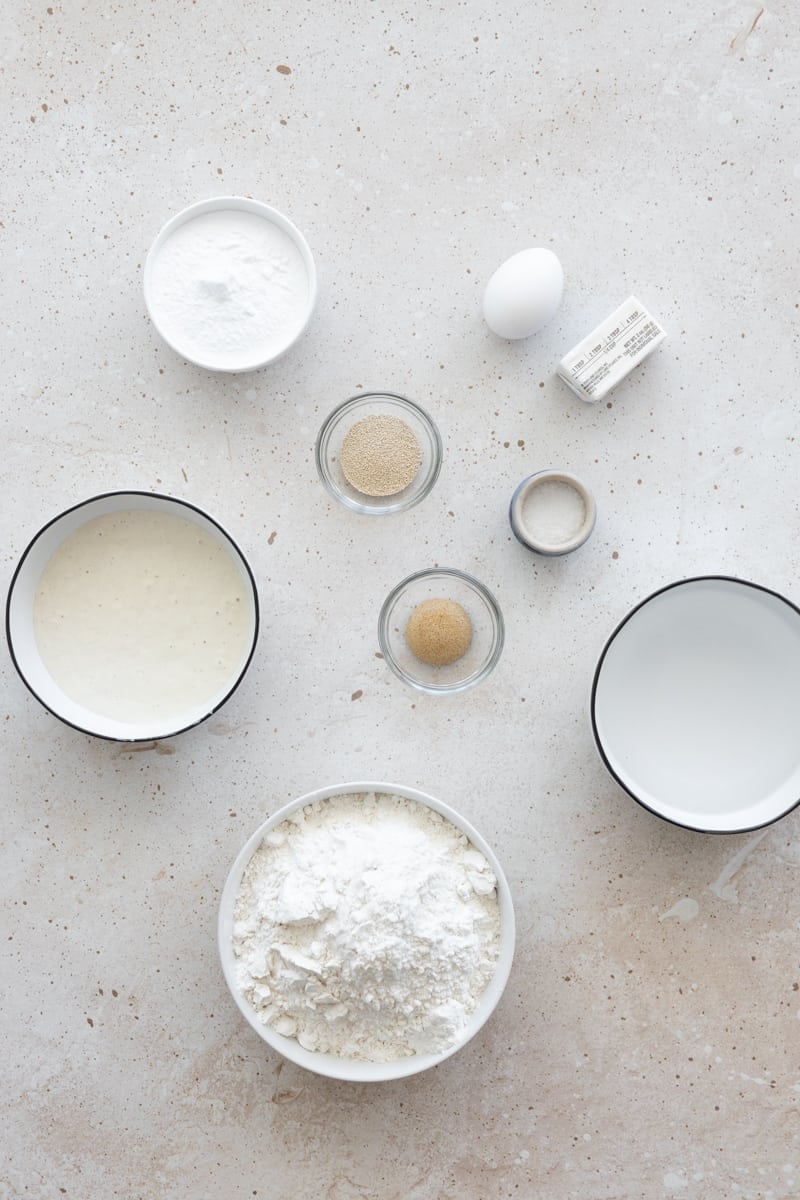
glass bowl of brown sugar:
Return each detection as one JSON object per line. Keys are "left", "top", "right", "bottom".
{"left": 378, "top": 568, "right": 505, "bottom": 695}
{"left": 315, "top": 392, "right": 442, "bottom": 515}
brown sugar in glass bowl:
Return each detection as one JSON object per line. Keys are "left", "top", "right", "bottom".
{"left": 406, "top": 598, "right": 473, "bottom": 666}
{"left": 378, "top": 568, "right": 504, "bottom": 695}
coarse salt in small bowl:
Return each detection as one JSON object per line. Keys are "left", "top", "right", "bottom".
{"left": 143, "top": 196, "right": 317, "bottom": 372}
{"left": 509, "top": 469, "right": 596, "bottom": 556}
{"left": 218, "top": 781, "right": 515, "bottom": 1082}
{"left": 378, "top": 568, "right": 504, "bottom": 694}
{"left": 315, "top": 392, "right": 442, "bottom": 515}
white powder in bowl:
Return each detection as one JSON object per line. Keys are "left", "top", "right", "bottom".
{"left": 148, "top": 208, "right": 310, "bottom": 369}
{"left": 521, "top": 478, "right": 586, "bottom": 544}
{"left": 232, "top": 791, "right": 502, "bottom": 1062}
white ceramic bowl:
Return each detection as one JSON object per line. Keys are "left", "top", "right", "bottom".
{"left": 143, "top": 196, "right": 317, "bottom": 372}
{"left": 509, "top": 469, "right": 596, "bottom": 556}
{"left": 218, "top": 781, "right": 515, "bottom": 1082}
{"left": 6, "top": 491, "right": 259, "bottom": 742}
{"left": 592, "top": 576, "right": 800, "bottom": 832}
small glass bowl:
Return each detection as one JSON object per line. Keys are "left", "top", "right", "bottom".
{"left": 378, "top": 568, "right": 504, "bottom": 695}
{"left": 315, "top": 392, "right": 442, "bottom": 515}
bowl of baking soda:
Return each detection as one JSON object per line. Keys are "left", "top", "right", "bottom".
{"left": 143, "top": 196, "right": 317, "bottom": 372}
{"left": 378, "top": 568, "right": 504, "bottom": 694}
{"left": 6, "top": 491, "right": 259, "bottom": 741}
{"left": 315, "top": 392, "right": 442, "bottom": 515}
{"left": 218, "top": 782, "right": 515, "bottom": 1082}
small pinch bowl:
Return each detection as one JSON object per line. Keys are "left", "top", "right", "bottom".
{"left": 509, "top": 469, "right": 596, "bottom": 556}
{"left": 218, "top": 780, "right": 515, "bottom": 1082}
{"left": 315, "top": 392, "right": 442, "bottom": 515}
{"left": 378, "top": 568, "right": 504, "bottom": 694}
{"left": 143, "top": 196, "right": 317, "bottom": 372}
{"left": 6, "top": 490, "right": 259, "bottom": 742}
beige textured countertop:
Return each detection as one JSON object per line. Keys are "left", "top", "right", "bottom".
{"left": 3, "top": 2, "right": 800, "bottom": 1197}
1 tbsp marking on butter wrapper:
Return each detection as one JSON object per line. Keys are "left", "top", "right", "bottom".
{"left": 557, "top": 295, "right": 666, "bottom": 403}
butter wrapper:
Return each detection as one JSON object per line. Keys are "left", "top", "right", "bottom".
{"left": 557, "top": 296, "right": 666, "bottom": 403}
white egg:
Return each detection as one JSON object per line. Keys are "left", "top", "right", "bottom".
{"left": 482, "top": 247, "right": 564, "bottom": 340}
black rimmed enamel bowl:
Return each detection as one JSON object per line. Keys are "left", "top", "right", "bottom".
{"left": 591, "top": 576, "right": 800, "bottom": 833}
{"left": 6, "top": 491, "right": 259, "bottom": 742}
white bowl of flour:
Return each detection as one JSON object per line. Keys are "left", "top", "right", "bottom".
{"left": 6, "top": 491, "right": 259, "bottom": 741}
{"left": 144, "top": 196, "right": 317, "bottom": 372}
{"left": 218, "top": 782, "right": 515, "bottom": 1081}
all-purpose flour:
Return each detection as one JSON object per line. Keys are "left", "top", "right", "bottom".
{"left": 232, "top": 791, "right": 502, "bottom": 1062}
{"left": 148, "top": 208, "right": 309, "bottom": 369}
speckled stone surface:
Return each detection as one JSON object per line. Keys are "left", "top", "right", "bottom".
{"left": 3, "top": 2, "right": 800, "bottom": 1197}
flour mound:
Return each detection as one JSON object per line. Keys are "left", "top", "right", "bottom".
{"left": 232, "top": 791, "right": 501, "bottom": 1062}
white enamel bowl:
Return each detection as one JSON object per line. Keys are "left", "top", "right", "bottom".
{"left": 218, "top": 781, "right": 515, "bottom": 1082}
{"left": 592, "top": 576, "right": 800, "bottom": 833}
{"left": 6, "top": 491, "right": 259, "bottom": 742}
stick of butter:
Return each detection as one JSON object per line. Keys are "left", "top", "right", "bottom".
{"left": 556, "top": 296, "right": 666, "bottom": 403}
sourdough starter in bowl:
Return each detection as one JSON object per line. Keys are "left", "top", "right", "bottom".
{"left": 231, "top": 790, "right": 502, "bottom": 1062}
